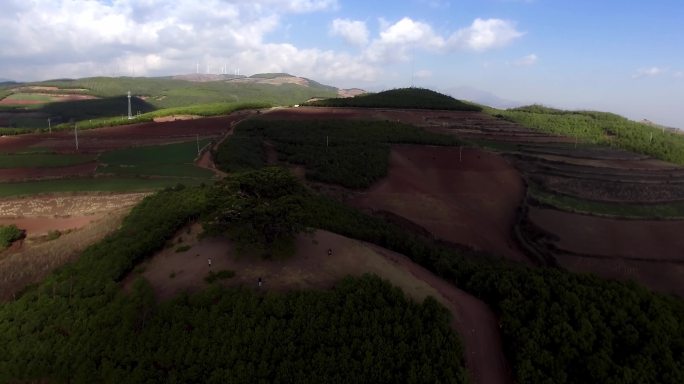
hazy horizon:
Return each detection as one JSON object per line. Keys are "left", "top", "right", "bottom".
{"left": 1, "top": 0, "right": 682, "bottom": 128}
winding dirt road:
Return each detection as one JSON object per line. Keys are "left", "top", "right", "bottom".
{"left": 370, "top": 245, "right": 513, "bottom": 384}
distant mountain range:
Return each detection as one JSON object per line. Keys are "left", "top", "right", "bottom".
{"left": 172, "top": 72, "right": 362, "bottom": 98}
{"left": 0, "top": 78, "right": 15, "bottom": 84}
{"left": 446, "top": 86, "right": 522, "bottom": 109}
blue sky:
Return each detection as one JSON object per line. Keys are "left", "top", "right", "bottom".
{"left": 1, "top": 0, "right": 682, "bottom": 127}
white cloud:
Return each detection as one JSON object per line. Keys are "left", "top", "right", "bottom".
{"left": 448, "top": 18, "right": 524, "bottom": 51}
{"left": 0, "top": 0, "right": 347, "bottom": 81}
{"left": 248, "top": 0, "right": 339, "bottom": 13}
{"left": 378, "top": 17, "right": 445, "bottom": 46}
{"left": 330, "top": 19, "right": 369, "bottom": 47}
{"left": 674, "top": 71, "right": 683, "bottom": 79}
{"left": 0, "top": 1, "right": 524, "bottom": 84}
{"left": 632, "top": 67, "right": 665, "bottom": 78}
{"left": 513, "top": 53, "right": 538, "bottom": 66}
{"left": 365, "top": 17, "right": 444, "bottom": 63}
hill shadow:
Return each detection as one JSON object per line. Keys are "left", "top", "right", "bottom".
{"left": 36, "top": 97, "right": 157, "bottom": 124}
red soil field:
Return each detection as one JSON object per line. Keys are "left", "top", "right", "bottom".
{"left": 0, "top": 214, "right": 104, "bottom": 237}
{"left": 0, "top": 162, "right": 97, "bottom": 182}
{"left": 555, "top": 252, "right": 684, "bottom": 297}
{"left": 529, "top": 207, "right": 684, "bottom": 295}
{"left": 529, "top": 207, "right": 684, "bottom": 261}
{"left": 0, "top": 114, "right": 249, "bottom": 153}
{"left": 351, "top": 145, "right": 529, "bottom": 263}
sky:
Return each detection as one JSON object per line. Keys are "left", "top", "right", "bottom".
{"left": 1, "top": 0, "right": 682, "bottom": 127}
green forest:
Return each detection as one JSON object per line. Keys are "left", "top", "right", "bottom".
{"left": 214, "top": 119, "right": 460, "bottom": 188}
{"left": 491, "top": 105, "right": 684, "bottom": 165}
{"left": 213, "top": 159, "right": 684, "bottom": 382}
{"left": 296, "top": 173, "right": 684, "bottom": 384}
{"left": 1, "top": 167, "right": 683, "bottom": 383}
{"left": 308, "top": 88, "right": 482, "bottom": 111}
{"left": 0, "top": 183, "right": 467, "bottom": 383}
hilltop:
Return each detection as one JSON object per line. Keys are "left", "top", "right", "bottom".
{"left": 307, "top": 87, "right": 482, "bottom": 111}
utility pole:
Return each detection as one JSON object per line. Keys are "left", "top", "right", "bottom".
{"left": 48, "top": 118, "right": 51, "bottom": 134}
{"left": 326, "top": 136, "right": 329, "bottom": 148}
{"left": 650, "top": 132, "right": 653, "bottom": 144}
{"left": 459, "top": 146, "right": 463, "bottom": 162}
{"left": 127, "top": 91, "right": 133, "bottom": 120}
{"left": 196, "top": 134, "right": 200, "bottom": 155}
{"left": 74, "top": 124, "right": 79, "bottom": 151}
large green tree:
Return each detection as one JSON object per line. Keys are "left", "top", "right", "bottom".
{"left": 204, "top": 167, "right": 308, "bottom": 257}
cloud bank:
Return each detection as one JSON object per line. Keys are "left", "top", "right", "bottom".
{"left": 0, "top": 0, "right": 523, "bottom": 83}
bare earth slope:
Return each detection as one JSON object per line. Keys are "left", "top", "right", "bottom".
{"left": 124, "top": 228, "right": 512, "bottom": 384}
{"left": 351, "top": 145, "right": 528, "bottom": 263}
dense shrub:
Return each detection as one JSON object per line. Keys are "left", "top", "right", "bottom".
{"left": 301, "top": 193, "right": 684, "bottom": 384}
{"left": 308, "top": 88, "right": 482, "bottom": 111}
{"left": 0, "top": 224, "right": 23, "bottom": 249}
{"left": 216, "top": 119, "right": 460, "bottom": 188}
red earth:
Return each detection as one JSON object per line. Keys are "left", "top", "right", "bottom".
{"left": 0, "top": 162, "right": 97, "bottom": 182}
{"left": 0, "top": 214, "right": 105, "bottom": 237}
{"left": 0, "top": 113, "right": 253, "bottom": 154}
{"left": 351, "top": 145, "right": 529, "bottom": 263}
{"left": 529, "top": 207, "right": 684, "bottom": 261}
{"left": 529, "top": 207, "right": 684, "bottom": 295}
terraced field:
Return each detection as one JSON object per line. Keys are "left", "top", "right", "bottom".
{"left": 419, "top": 111, "right": 684, "bottom": 296}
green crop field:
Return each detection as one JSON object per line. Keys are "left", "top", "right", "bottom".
{"left": 529, "top": 184, "right": 684, "bottom": 219}
{"left": 3, "top": 93, "right": 55, "bottom": 102}
{"left": 0, "top": 177, "right": 209, "bottom": 198}
{"left": 0, "top": 153, "right": 96, "bottom": 168}
{"left": 100, "top": 139, "right": 210, "bottom": 166}
{"left": 98, "top": 139, "right": 214, "bottom": 179}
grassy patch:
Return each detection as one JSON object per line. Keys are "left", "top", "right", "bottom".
{"left": 174, "top": 245, "right": 191, "bottom": 253}
{"left": 4, "top": 93, "right": 54, "bottom": 103}
{"left": 529, "top": 184, "right": 684, "bottom": 219}
{"left": 204, "top": 269, "right": 236, "bottom": 283}
{"left": 0, "top": 153, "right": 96, "bottom": 168}
{"left": 488, "top": 105, "right": 684, "bottom": 165}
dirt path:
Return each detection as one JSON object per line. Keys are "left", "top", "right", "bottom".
{"left": 194, "top": 117, "right": 246, "bottom": 178}
{"left": 124, "top": 227, "right": 512, "bottom": 384}
{"left": 370, "top": 245, "right": 512, "bottom": 384}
